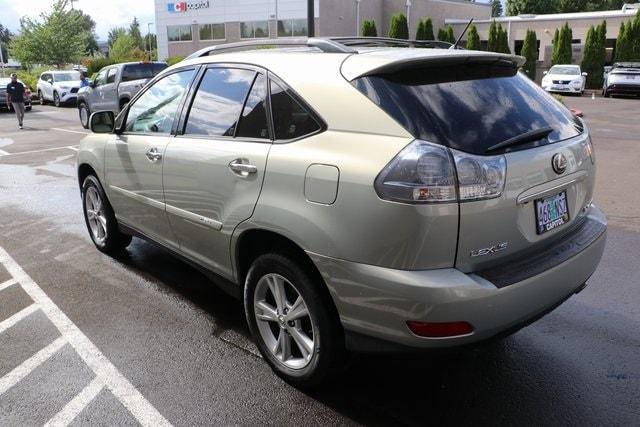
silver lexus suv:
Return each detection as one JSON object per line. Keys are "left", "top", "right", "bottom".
{"left": 77, "top": 38, "right": 607, "bottom": 387}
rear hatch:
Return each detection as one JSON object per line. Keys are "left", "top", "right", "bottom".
{"left": 348, "top": 50, "right": 595, "bottom": 273}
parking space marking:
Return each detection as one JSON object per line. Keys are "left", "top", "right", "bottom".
{"left": 66, "top": 146, "right": 79, "bottom": 152}
{"left": 0, "top": 149, "right": 8, "bottom": 156}
{"left": 0, "top": 146, "right": 78, "bottom": 157}
{"left": 0, "top": 336, "right": 66, "bottom": 395}
{"left": 0, "top": 278, "right": 17, "bottom": 291}
{"left": 51, "top": 128, "right": 89, "bottom": 135}
{"left": 44, "top": 377, "right": 105, "bottom": 427}
{"left": 0, "top": 246, "right": 171, "bottom": 427}
{"left": 0, "top": 304, "right": 38, "bottom": 334}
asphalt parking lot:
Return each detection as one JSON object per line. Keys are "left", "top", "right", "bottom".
{"left": 0, "top": 98, "right": 639, "bottom": 425}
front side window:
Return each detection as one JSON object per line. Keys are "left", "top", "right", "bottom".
{"left": 277, "top": 19, "right": 307, "bottom": 37}
{"left": 168, "top": 25, "right": 192, "bottom": 42}
{"left": 270, "top": 81, "right": 321, "bottom": 140}
{"left": 184, "top": 68, "right": 256, "bottom": 137}
{"left": 199, "top": 23, "right": 225, "bottom": 41}
{"left": 240, "top": 21, "right": 269, "bottom": 39}
{"left": 125, "top": 69, "right": 195, "bottom": 134}
{"left": 94, "top": 70, "right": 107, "bottom": 86}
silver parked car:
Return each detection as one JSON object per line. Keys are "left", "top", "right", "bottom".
{"left": 77, "top": 38, "right": 607, "bottom": 387}
{"left": 603, "top": 62, "right": 640, "bottom": 97}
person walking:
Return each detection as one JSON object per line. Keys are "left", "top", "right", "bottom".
{"left": 6, "top": 73, "right": 26, "bottom": 129}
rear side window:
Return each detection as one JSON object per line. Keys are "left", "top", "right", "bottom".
{"left": 184, "top": 68, "right": 255, "bottom": 137}
{"left": 353, "top": 62, "right": 583, "bottom": 155}
{"left": 270, "top": 81, "right": 321, "bottom": 140}
{"left": 122, "top": 63, "right": 169, "bottom": 82}
{"left": 236, "top": 74, "right": 269, "bottom": 139}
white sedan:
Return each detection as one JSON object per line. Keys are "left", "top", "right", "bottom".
{"left": 541, "top": 65, "right": 587, "bottom": 95}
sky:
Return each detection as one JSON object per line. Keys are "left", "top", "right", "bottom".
{"left": 0, "top": 0, "right": 157, "bottom": 41}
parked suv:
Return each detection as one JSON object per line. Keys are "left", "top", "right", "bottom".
{"left": 37, "top": 70, "right": 82, "bottom": 107}
{"left": 77, "top": 61, "right": 168, "bottom": 128}
{"left": 77, "top": 38, "right": 607, "bottom": 387}
{"left": 602, "top": 62, "right": 640, "bottom": 97}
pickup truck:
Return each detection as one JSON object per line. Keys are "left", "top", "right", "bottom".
{"left": 77, "top": 61, "right": 168, "bottom": 128}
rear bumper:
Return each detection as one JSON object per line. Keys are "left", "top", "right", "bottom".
{"left": 309, "top": 205, "right": 606, "bottom": 351}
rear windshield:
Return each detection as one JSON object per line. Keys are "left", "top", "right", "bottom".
{"left": 122, "top": 63, "right": 168, "bottom": 82}
{"left": 353, "top": 62, "right": 583, "bottom": 155}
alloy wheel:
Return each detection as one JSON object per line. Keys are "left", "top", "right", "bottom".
{"left": 254, "top": 273, "right": 316, "bottom": 370}
{"left": 85, "top": 186, "right": 107, "bottom": 244}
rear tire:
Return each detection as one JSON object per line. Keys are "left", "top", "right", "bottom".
{"left": 244, "top": 253, "right": 345, "bottom": 388}
{"left": 81, "top": 175, "right": 132, "bottom": 254}
{"left": 78, "top": 102, "right": 90, "bottom": 129}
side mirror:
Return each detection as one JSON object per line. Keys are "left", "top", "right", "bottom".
{"left": 47, "top": 79, "right": 53, "bottom": 84}
{"left": 90, "top": 111, "right": 115, "bottom": 134}
{"left": 582, "top": 72, "right": 588, "bottom": 76}
{"left": 543, "top": 71, "right": 548, "bottom": 75}
{"left": 90, "top": 81, "right": 97, "bottom": 89}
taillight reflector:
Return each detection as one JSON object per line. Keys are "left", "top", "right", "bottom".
{"left": 406, "top": 320, "right": 474, "bottom": 338}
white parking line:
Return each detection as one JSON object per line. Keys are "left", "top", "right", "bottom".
{"left": 0, "top": 278, "right": 17, "bottom": 291}
{"left": 0, "top": 146, "right": 78, "bottom": 157}
{"left": 66, "top": 146, "right": 79, "bottom": 152}
{"left": 0, "top": 336, "right": 66, "bottom": 395}
{"left": 44, "top": 377, "right": 105, "bottom": 427}
{"left": 0, "top": 304, "right": 39, "bottom": 334}
{"left": 51, "top": 128, "right": 89, "bottom": 135}
{"left": 0, "top": 149, "right": 9, "bottom": 156}
{"left": 0, "top": 246, "right": 171, "bottom": 426}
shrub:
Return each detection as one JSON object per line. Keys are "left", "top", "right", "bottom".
{"left": 552, "top": 22, "right": 572, "bottom": 65}
{"left": 465, "top": 24, "right": 481, "bottom": 50}
{"left": 87, "top": 57, "right": 117, "bottom": 76}
{"left": 416, "top": 18, "right": 434, "bottom": 41}
{"left": 521, "top": 29, "right": 538, "bottom": 80}
{"left": 388, "top": 13, "right": 409, "bottom": 40}
{"left": 166, "top": 56, "right": 185, "bottom": 66}
{"left": 361, "top": 19, "right": 377, "bottom": 37}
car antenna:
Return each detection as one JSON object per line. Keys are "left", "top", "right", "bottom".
{"left": 450, "top": 18, "right": 474, "bottom": 50}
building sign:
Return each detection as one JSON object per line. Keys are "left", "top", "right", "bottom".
{"left": 167, "top": 1, "right": 210, "bottom": 13}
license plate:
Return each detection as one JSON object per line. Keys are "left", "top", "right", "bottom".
{"left": 535, "top": 191, "right": 569, "bottom": 235}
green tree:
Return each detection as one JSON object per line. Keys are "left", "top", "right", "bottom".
{"left": 491, "top": 0, "right": 503, "bottom": 17}
{"left": 497, "top": 25, "right": 511, "bottom": 53}
{"left": 416, "top": 20, "right": 425, "bottom": 40}
{"left": 488, "top": 20, "right": 499, "bottom": 52}
{"left": 437, "top": 25, "right": 455, "bottom": 43}
{"left": 109, "top": 33, "right": 145, "bottom": 62}
{"left": 388, "top": 13, "right": 409, "bottom": 39}
{"left": 521, "top": 29, "right": 538, "bottom": 79}
{"left": 0, "top": 23, "right": 11, "bottom": 63}
{"left": 506, "top": 0, "right": 555, "bottom": 16}
{"left": 108, "top": 27, "right": 127, "bottom": 49}
{"left": 447, "top": 25, "right": 455, "bottom": 44}
{"left": 581, "top": 21, "right": 606, "bottom": 88}
{"left": 69, "top": 9, "right": 98, "bottom": 55}
{"left": 424, "top": 18, "right": 434, "bottom": 40}
{"left": 129, "top": 17, "right": 144, "bottom": 50}
{"left": 465, "top": 24, "right": 481, "bottom": 50}
{"left": 10, "top": 0, "right": 88, "bottom": 68}
{"left": 552, "top": 22, "right": 573, "bottom": 64}
{"left": 361, "top": 19, "right": 377, "bottom": 37}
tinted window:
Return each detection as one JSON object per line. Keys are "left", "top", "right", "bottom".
{"left": 185, "top": 68, "right": 255, "bottom": 137}
{"left": 106, "top": 68, "right": 117, "bottom": 84}
{"left": 353, "top": 62, "right": 582, "bottom": 155}
{"left": 270, "top": 81, "right": 321, "bottom": 140}
{"left": 122, "top": 63, "right": 168, "bottom": 82}
{"left": 53, "top": 72, "right": 80, "bottom": 82}
{"left": 236, "top": 74, "right": 269, "bottom": 139}
{"left": 125, "top": 69, "right": 194, "bottom": 134}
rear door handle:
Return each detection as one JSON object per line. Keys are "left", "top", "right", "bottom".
{"left": 145, "top": 147, "right": 162, "bottom": 163}
{"left": 229, "top": 159, "right": 258, "bottom": 175}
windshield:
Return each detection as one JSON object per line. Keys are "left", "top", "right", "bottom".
{"left": 53, "top": 72, "right": 81, "bottom": 82}
{"left": 122, "top": 63, "right": 168, "bottom": 82}
{"left": 549, "top": 66, "right": 580, "bottom": 75}
{"left": 353, "top": 62, "right": 582, "bottom": 155}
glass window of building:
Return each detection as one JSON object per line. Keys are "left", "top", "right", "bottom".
{"left": 168, "top": 25, "right": 192, "bottom": 42}
{"left": 277, "top": 19, "right": 307, "bottom": 37}
{"left": 199, "top": 23, "right": 225, "bottom": 41}
{"left": 240, "top": 21, "right": 269, "bottom": 39}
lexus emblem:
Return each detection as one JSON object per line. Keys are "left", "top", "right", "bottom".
{"left": 552, "top": 153, "right": 567, "bottom": 175}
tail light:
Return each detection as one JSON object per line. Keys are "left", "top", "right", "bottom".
{"left": 375, "top": 140, "right": 506, "bottom": 204}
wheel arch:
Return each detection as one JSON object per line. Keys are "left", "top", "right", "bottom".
{"left": 77, "top": 163, "right": 98, "bottom": 191}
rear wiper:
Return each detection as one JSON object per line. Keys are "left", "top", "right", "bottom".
{"left": 486, "top": 127, "right": 554, "bottom": 153}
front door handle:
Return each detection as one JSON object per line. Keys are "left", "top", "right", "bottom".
{"left": 229, "top": 159, "right": 258, "bottom": 176}
{"left": 145, "top": 147, "right": 162, "bottom": 163}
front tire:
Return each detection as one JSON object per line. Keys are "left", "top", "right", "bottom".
{"left": 244, "top": 253, "right": 345, "bottom": 388}
{"left": 38, "top": 90, "right": 45, "bottom": 105}
{"left": 82, "top": 175, "right": 132, "bottom": 254}
{"left": 78, "top": 102, "right": 90, "bottom": 129}
{"left": 53, "top": 91, "right": 61, "bottom": 107}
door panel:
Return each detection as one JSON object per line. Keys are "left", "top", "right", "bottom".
{"left": 105, "top": 135, "right": 176, "bottom": 246}
{"left": 163, "top": 138, "right": 270, "bottom": 276}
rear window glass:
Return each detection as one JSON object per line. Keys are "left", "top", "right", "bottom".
{"left": 270, "top": 81, "right": 321, "bottom": 140}
{"left": 122, "top": 63, "right": 168, "bottom": 82}
{"left": 353, "top": 62, "right": 583, "bottom": 155}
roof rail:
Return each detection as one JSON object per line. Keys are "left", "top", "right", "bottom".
{"left": 185, "top": 37, "right": 356, "bottom": 60}
{"left": 329, "top": 37, "right": 454, "bottom": 49}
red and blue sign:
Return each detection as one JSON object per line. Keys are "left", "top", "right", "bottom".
{"left": 167, "top": 2, "right": 188, "bottom": 12}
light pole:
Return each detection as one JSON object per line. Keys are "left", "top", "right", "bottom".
{"left": 147, "top": 23, "right": 153, "bottom": 61}
{"left": 355, "top": 0, "right": 361, "bottom": 36}
{"left": 307, "top": 0, "right": 314, "bottom": 37}
{"left": 405, "top": 0, "right": 412, "bottom": 36}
